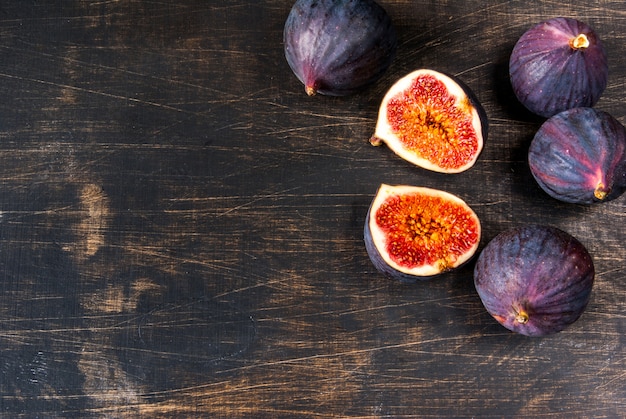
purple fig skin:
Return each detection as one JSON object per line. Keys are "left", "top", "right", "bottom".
{"left": 364, "top": 209, "right": 420, "bottom": 283}
{"left": 283, "top": 0, "right": 397, "bottom": 96}
{"left": 529, "top": 107, "right": 626, "bottom": 204}
{"left": 509, "top": 17, "right": 608, "bottom": 118}
{"left": 474, "top": 225, "right": 594, "bottom": 337}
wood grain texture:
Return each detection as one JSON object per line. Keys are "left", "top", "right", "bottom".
{"left": 0, "top": 1, "right": 624, "bottom": 417}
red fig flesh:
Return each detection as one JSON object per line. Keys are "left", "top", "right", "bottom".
{"left": 370, "top": 69, "right": 486, "bottom": 173}
{"left": 364, "top": 184, "right": 481, "bottom": 282}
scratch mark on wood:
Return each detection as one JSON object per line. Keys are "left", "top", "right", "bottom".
{"left": 216, "top": 187, "right": 302, "bottom": 217}
{"left": 0, "top": 72, "right": 194, "bottom": 115}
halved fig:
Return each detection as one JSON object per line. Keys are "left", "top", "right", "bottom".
{"left": 370, "top": 69, "right": 487, "bottom": 173}
{"left": 529, "top": 107, "right": 626, "bottom": 204}
{"left": 283, "top": 0, "right": 397, "bottom": 96}
{"left": 364, "top": 184, "right": 481, "bottom": 282}
{"left": 474, "top": 225, "right": 594, "bottom": 337}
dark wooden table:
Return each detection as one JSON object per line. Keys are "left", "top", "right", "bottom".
{"left": 0, "top": 1, "right": 624, "bottom": 417}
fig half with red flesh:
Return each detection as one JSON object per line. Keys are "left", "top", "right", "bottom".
{"left": 529, "top": 107, "right": 626, "bottom": 204}
{"left": 364, "top": 184, "right": 481, "bottom": 282}
{"left": 474, "top": 225, "right": 595, "bottom": 337}
{"left": 370, "top": 69, "right": 487, "bottom": 173}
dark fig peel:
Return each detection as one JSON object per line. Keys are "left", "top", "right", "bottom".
{"left": 283, "top": 0, "right": 397, "bottom": 96}
{"left": 474, "top": 225, "right": 594, "bottom": 337}
{"left": 529, "top": 107, "right": 626, "bottom": 204}
{"left": 509, "top": 17, "right": 608, "bottom": 118}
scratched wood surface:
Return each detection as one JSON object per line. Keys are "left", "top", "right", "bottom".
{"left": 0, "top": 1, "right": 625, "bottom": 417}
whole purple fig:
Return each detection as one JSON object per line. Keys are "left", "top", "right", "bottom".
{"left": 529, "top": 107, "right": 626, "bottom": 204}
{"left": 509, "top": 17, "right": 608, "bottom": 118}
{"left": 474, "top": 225, "right": 594, "bottom": 337}
{"left": 283, "top": 0, "right": 397, "bottom": 96}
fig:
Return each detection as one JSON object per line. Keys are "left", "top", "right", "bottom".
{"left": 529, "top": 107, "right": 626, "bottom": 204}
{"left": 283, "top": 0, "right": 397, "bottom": 96}
{"left": 474, "top": 225, "right": 594, "bottom": 337}
{"left": 509, "top": 17, "right": 608, "bottom": 118}
{"left": 370, "top": 69, "right": 487, "bottom": 173}
{"left": 364, "top": 184, "right": 481, "bottom": 282}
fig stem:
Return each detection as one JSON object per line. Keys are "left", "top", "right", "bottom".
{"left": 515, "top": 310, "right": 529, "bottom": 325}
{"left": 305, "top": 85, "right": 317, "bottom": 96}
{"left": 569, "top": 34, "right": 590, "bottom": 50}
{"left": 594, "top": 182, "right": 610, "bottom": 200}
{"left": 370, "top": 136, "right": 383, "bottom": 146}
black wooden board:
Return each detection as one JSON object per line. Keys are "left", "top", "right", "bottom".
{"left": 0, "top": 1, "right": 624, "bottom": 417}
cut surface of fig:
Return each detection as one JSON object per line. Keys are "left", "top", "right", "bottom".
{"left": 370, "top": 69, "right": 486, "bottom": 173}
{"left": 283, "top": 0, "right": 397, "bottom": 96}
{"left": 364, "top": 184, "right": 481, "bottom": 282}
{"left": 474, "top": 225, "right": 594, "bottom": 337}
{"left": 529, "top": 107, "right": 626, "bottom": 204}
{"left": 509, "top": 17, "right": 608, "bottom": 118}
